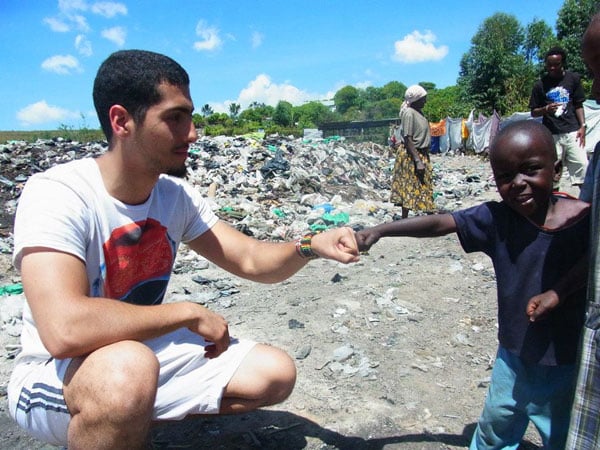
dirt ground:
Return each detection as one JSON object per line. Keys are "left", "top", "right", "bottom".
{"left": 0, "top": 152, "right": 578, "bottom": 449}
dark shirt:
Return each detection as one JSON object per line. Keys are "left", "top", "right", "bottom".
{"left": 529, "top": 70, "right": 586, "bottom": 135}
{"left": 452, "top": 198, "right": 589, "bottom": 365}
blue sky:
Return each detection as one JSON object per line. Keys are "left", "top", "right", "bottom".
{"left": 1, "top": 0, "right": 566, "bottom": 131}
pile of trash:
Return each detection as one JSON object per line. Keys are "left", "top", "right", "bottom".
{"left": 0, "top": 134, "right": 498, "bottom": 450}
{"left": 0, "top": 133, "right": 494, "bottom": 251}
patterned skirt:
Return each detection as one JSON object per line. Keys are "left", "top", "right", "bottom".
{"left": 390, "top": 143, "right": 434, "bottom": 212}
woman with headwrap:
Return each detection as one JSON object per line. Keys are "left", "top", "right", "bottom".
{"left": 390, "top": 84, "right": 435, "bottom": 218}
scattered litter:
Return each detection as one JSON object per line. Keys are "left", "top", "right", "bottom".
{"left": 288, "top": 319, "right": 305, "bottom": 329}
{"left": 0, "top": 135, "right": 493, "bottom": 252}
{"left": 294, "top": 343, "right": 312, "bottom": 360}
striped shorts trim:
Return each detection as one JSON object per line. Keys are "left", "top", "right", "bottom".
{"left": 17, "top": 382, "right": 68, "bottom": 415}
{"left": 8, "top": 357, "right": 72, "bottom": 446}
{"left": 8, "top": 330, "right": 256, "bottom": 446}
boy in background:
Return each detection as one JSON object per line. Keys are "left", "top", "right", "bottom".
{"left": 356, "top": 120, "right": 589, "bottom": 449}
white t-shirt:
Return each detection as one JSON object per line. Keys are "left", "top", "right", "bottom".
{"left": 13, "top": 158, "right": 218, "bottom": 361}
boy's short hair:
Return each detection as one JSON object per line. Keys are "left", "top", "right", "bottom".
{"left": 491, "top": 120, "right": 556, "bottom": 160}
{"left": 93, "top": 50, "right": 190, "bottom": 141}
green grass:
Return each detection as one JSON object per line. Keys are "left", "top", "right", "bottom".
{"left": 0, "top": 129, "right": 105, "bottom": 144}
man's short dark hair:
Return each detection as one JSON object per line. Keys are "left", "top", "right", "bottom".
{"left": 545, "top": 46, "right": 567, "bottom": 65}
{"left": 93, "top": 50, "right": 190, "bottom": 141}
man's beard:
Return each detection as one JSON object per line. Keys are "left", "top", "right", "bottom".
{"left": 166, "top": 164, "right": 188, "bottom": 178}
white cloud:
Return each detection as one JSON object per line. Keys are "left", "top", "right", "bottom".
{"left": 41, "top": 54, "right": 82, "bottom": 74}
{"left": 392, "top": 30, "right": 448, "bottom": 63}
{"left": 58, "top": 0, "right": 88, "bottom": 13}
{"left": 43, "top": 17, "right": 70, "bottom": 32}
{"left": 70, "top": 14, "right": 91, "bottom": 32}
{"left": 101, "top": 26, "right": 126, "bottom": 46}
{"left": 237, "top": 74, "right": 318, "bottom": 108}
{"left": 75, "top": 34, "right": 93, "bottom": 56}
{"left": 193, "top": 20, "right": 222, "bottom": 51}
{"left": 44, "top": 0, "right": 91, "bottom": 33}
{"left": 251, "top": 31, "right": 264, "bottom": 49}
{"left": 43, "top": 13, "right": 90, "bottom": 33}
{"left": 207, "top": 76, "right": 335, "bottom": 114}
{"left": 17, "top": 100, "right": 80, "bottom": 126}
{"left": 91, "top": 2, "right": 127, "bottom": 17}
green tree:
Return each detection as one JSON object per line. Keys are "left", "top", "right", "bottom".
{"left": 333, "top": 85, "right": 361, "bottom": 115}
{"left": 192, "top": 113, "right": 205, "bottom": 128}
{"left": 458, "top": 12, "right": 528, "bottom": 115}
{"left": 556, "top": 0, "right": 600, "bottom": 76}
{"left": 342, "top": 105, "right": 364, "bottom": 121}
{"left": 201, "top": 104, "right": 214, "bottom": 117}
{"left": 206, "top": 112, "right": 231, "bottom": 125}
{"left": 503, "top": 70, "right": 538, "bottom": 113}
{"left": 228, "top": 103, "right": 241, "bottom": 119}
{"left": 424, "top": 86, "right": 472, "bottom": 122}
{"left": 419, "top": 82, "right": 437, "bottom": 93}
{"left": 295, "top": 101, "right": 335, "bottom": 128}
{"left": 361, "top": 86, "right": 385, "bottom": 104}
{"left": 381, "top": 81, "right": 407, "bottom": 100}
{"left": 363, "top": 99, "right": 402, "bottom": 119}
{"left": 524, "top": 19, "right": 555, "bottom": 66}
{"left": 238, "top": 103, "right": 274, "bottom": 124}
{"left": 273, "top": 101, "right": 294, "bottom": 126}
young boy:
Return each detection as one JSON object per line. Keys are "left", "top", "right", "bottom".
{"left": 356, "top": 120, "right": 589, "bottom": 449}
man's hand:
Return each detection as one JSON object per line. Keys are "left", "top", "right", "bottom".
{"left": 577, "top": 126, "right": 586, "bottom": 148}
{"left": 544, "top": 102, "right": 561, "bottom": 115}
{"left": 311, "top": 226, "right": 360, "bottom": 263}
{"left": 526, "top": 290, "right": 560, "bottom": 322}
{"left": 187, "top": 304, "right": 231, "bottom": 358}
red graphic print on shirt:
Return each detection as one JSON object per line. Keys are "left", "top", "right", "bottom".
{"left": 103, "top": 218, "right": 173, "bottom": 304}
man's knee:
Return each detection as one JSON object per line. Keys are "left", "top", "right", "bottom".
{"left": 265, "top": 348, "right": 296, "bottom": 404}
{"left": 65, "top": 341, "right": 159, "bottom": 418}
{"left": 110, "top": 343, "right": 159, "bottom": 415}
{"left": 225, "top": 344, "right": 297, "bottom": 407}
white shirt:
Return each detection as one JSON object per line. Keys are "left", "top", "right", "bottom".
{"left": 13, "top": 158, "right": 218, "bottom": 361}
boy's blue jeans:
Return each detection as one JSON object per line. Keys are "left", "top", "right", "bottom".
{"left": 469, "top": 346, "right": 576, "bottom": 450}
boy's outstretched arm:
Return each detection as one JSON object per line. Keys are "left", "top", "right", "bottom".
{"left": 526, "top": 252, "right": 589, "bottom": 322}
{"left": 356, "top": 213, "right": 457, "bottom": 252}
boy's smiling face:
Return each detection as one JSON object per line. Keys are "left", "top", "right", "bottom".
{"left": 490, "top": 125, "right": 560, "bottom": 225}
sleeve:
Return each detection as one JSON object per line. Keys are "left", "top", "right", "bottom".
{"left": 401, "top": 109, "right": 416, "bottom": 137}
{"left": 179, "top": 181, "right": 219, "bottom": 243}
{"left": 572, "top": 72, "right": 586, "bottom": 108}
{"left": 451, "top": 203, "right": 496, "bottom": 255}
{"left": 13, "top": 175, "right": 90, "bottom": 270}
{"left": 529, "top": 81, "right": 544, "bottom": 111}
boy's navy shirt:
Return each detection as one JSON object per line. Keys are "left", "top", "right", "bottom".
{"left": 452, "top": 196, "right": 589, "bottom": 366}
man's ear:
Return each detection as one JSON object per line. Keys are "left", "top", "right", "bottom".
{"left": 108, "top": 104, "right": 132, "bottom": 137}
{"left": 553, "top": 159, "right": 563, "bottom": 183}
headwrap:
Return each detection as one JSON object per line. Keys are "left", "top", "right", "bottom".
{"left": 401, "top": 84, "right": 428, "bottom": 111}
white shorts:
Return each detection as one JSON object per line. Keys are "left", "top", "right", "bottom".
{"left": 8, "top": 329, "right": 256, "bottom": 446}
